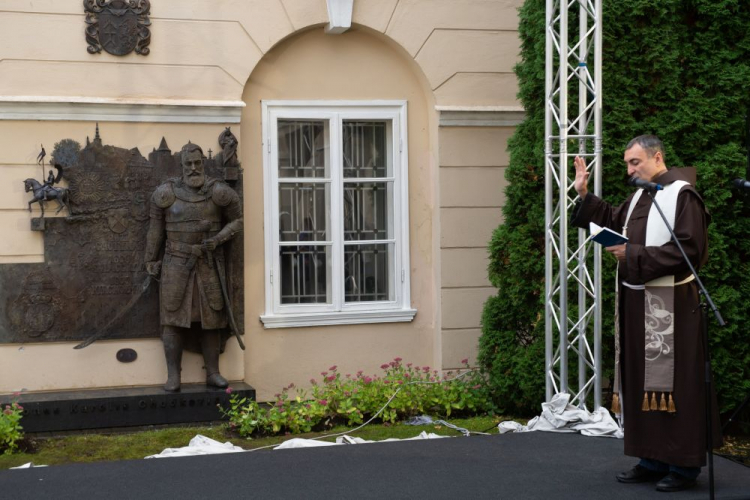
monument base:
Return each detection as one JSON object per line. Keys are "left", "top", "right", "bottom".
{"left": 2, "top": 382, "right": 255, "bottom": 433}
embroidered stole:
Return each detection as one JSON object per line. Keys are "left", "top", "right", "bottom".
{"left": 611, "top": 180, "right": 689, "bottom": 416}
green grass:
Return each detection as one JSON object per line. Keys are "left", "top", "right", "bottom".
{"left": 0, "top": 415, "right": 507, "bottom": 469}
{"left": 5, "top": 416, "right": 745, "bottom": 470}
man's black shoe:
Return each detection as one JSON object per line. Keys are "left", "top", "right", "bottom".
{"left": 655, "top": 472, "right": 697, "bottom": 492}
{"left": 616, "top": 465, "right": 668, "bottom": 483}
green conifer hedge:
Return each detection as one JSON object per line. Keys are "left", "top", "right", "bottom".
{"left": 479, "top": 0, "right": 750, "bottom": 416}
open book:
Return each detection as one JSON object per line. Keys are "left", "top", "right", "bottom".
{"left": 589, "top": 222, "right": 628, "bottom": 247}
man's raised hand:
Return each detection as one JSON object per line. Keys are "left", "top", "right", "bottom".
{"left": 574, "top": 155, "right": 589, "bottom": 199}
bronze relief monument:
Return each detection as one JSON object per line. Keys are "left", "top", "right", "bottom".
{"left": 0, "top": 126, "right": 245, "bottom": 392}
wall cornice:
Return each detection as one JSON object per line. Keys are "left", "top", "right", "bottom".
{"left": 437, "top": 105, "right": 525, "bottom": 127}
{"left": 0, "top": 96, "right": 245, "bottom": 123}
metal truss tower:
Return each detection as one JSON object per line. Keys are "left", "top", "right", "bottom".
{"left": 544, "top": 0, "right": 603, "bottom": 409}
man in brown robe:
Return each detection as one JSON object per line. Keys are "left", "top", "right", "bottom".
{"left": 571, "top": 135, "right": 721, "bottom": 492}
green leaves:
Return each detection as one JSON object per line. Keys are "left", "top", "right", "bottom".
{"left": 480, "top": 0, "right": 750, "bottom": 416}
{"left": 0, "top": 401, "right": 24, "bottom": 455}
{"left": 221, "top": 359, "right": 495, "bottom": 437}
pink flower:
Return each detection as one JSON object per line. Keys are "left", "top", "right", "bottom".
{"left": 389, "top": 361, "right": 396, "bottom": 367}
{"left": 287, "top": 383, "right": 295, "bottom": 389}
{"left": 3, "top": 409, "right": 11, "bottom": 415}
{"left": 461, "top": 358, "right": 469, "bottom": 365}
{"left": 394, "top": 357, "right": 402, "bottom": 362}
{"left": 329, "top": 365, "right": 337, "bottom": 371}
{"left": 346, "top": 374, "right": 351, "bottom": 378}
{"left": 310, "top": 378, "right": 317, "bottom": 385}
{"left": 380, "top": 364, "right": 389, "bottom": 370}
{"left": 423, "top": 366, "right": 430, "bottom": 373}
{"left": 16, "top": 404, "right": 23, "bottom": 410}
{"left": 225, "top": 387, "right": 233, "bottom": 394}
{"left": 406, "top": 363, "right": 412, "bottom": 368}
{"left": 321, "top": 371, "right": 328, "bottom": 377}
{"left": 275, "top": 400, "right": 284, "bottom": 407}
{"left": 364, "top": 376, "right": 373, "bottom": 384}
{"left": 472, "top": 384, "right": 482, "bottom": 390}
{"left": 318, "top": 399, "right": 328, "bottom": 406}
{"left": 325, "top": 375, "right": 336, "bottom": 383}
{"left": 357, "top": 370, "right": 364, "bottom": 376}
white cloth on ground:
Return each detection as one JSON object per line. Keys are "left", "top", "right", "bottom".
{"left": 144, "top": 431, "right": 447, "bottom": 457}
{"left": 10, "top": 462, "right": 48, "bottom": 469}
{"left": 497, "top": 393, "right": 623, "bottom": 439}
{"left": 273, "top": 431, "right": 446, "bottom": 449}
{"left": 145, "top": 434, "right": 245, "bottom": 458}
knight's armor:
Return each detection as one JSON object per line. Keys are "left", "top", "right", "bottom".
{"left": 43, "top": 172, "right": 55, "bottom": 200}
{"left": 144, "top": 176, "right": 242, "bottom": 329}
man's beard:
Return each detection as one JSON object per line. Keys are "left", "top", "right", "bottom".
{"left": 185, "top": 173, "right": 204, "bottom": 188}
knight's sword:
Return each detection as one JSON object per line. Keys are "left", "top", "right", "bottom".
{"left": 74, "top": 274, "right": 154, "bottom": 349}
{"left": 213, "top": 254, "right": 245, "bottom": 350}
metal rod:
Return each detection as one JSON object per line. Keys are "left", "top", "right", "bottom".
{"left": 544, "top": 0, "right": 555, "bottom": 402}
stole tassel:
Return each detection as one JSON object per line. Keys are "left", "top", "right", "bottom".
{"left": 641, "top": 392, "right": 650, "bottom": 411}
{"left": 611, "top": 393, "right": 621, "bottom": 414}
{"left": 668, "top": 393, "right": 676, "bottom": 413}
{"left": 659, "top": 392, "right": 668, "bottom": 411}
{"left": 649, "top": 391, "right": 658, "bottom": 411}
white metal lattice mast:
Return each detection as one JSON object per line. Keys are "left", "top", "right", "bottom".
{"left": 544, "top": 0, "right": 603, "bottom": 409}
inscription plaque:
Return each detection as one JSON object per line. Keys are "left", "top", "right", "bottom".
{"left": 116, "top": 348, "right": 138, "bottom": 363}
{"left": 0, "top": 383, "right": 256, "bottom": 432}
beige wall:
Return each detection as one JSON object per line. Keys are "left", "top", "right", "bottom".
{"left": 439, "top": 126, "right": 512, "bottom": 369}
{"left": 0, "top": 0, "right": 520, "bottom": 104}
{"left": 0, "top": 0, "right": 522, "bottom": 396}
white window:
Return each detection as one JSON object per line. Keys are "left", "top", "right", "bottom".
{"left": 260, "top": 101, "right": 416, "bottom": 328}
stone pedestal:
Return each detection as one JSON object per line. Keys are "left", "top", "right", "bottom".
{"left": 2, "top": 382, "right": 255, "bottom": 433}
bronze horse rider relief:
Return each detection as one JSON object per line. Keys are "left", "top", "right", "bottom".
{"left": 24, "top": 148, "right": 71, "bottom": 217}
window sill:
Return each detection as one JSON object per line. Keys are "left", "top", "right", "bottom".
{"left": 260, "top": 308, "right": 417, "bottom": 329}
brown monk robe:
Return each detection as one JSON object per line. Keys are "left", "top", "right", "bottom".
{"left": 572, "top": 166, "right": 722, "bottom": 468}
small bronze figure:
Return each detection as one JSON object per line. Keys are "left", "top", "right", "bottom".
{"left": 24, "top": 164, "right": 69, "bottom": 217}
{"left": 37, "top": 145, "right": 46, "bottom": 165}
{"left": 218, "top": 127, "right": 238, "bottom": 167}
{"left": 144, "top": 142, "right": 243, "bottom": 391}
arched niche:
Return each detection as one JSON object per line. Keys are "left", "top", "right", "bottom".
{"left": 238, "top": 25, "right": 439, "bottom": 401}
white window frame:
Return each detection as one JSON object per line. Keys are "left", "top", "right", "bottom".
{"left": 260, "top": 100, "right": 416, "bottom": 328}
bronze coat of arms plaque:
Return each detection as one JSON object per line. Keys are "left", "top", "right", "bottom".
{"left": 84, "top": 0, "right": 151, "bottom": 56}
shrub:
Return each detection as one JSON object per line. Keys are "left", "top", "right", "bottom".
{"left": 221, "top": 358, "right": 495, "bottom": 437}
{"left": 0, "top": 397, "right": 24, "bottom": 455}
{"left": 479, "top": 0, "right": 750, "bottom": 415}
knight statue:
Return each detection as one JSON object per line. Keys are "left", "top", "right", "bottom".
{"left": 144, "top": 142, "right": 243, "bottom": 392}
